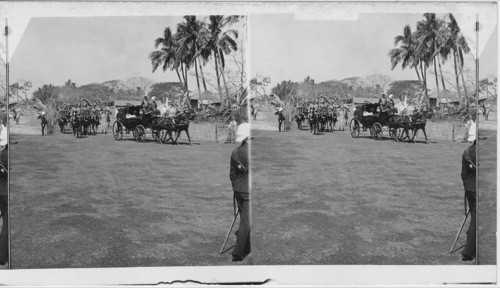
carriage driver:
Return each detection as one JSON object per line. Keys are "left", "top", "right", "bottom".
{"left": 379, "top": 93, "right": 389, "bottom": 112}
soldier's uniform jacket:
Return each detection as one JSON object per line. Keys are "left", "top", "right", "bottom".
{"left": 230, "top": 141, "right": 249, "bottom": 193}
{"left": 461, "top": 143, "right": 476, "bottom": 192}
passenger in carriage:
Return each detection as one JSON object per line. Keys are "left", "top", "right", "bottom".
{"left": 388, "top": 94, "right": 395, "bottom": 112}
{"left": 380, "top": 94, "right": 391, "bottom": 113}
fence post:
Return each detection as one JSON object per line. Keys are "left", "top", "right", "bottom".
{"left": 452, "top": 123, "right": 455, "bottom": 142}
{"left": 215, "top": 123, "right": 218, "bottom": 143}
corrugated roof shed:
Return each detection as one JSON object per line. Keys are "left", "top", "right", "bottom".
{"left": 352, "top": 97, "right": 379, "bottom": 104}
{"left": 113, "top": 100, "right": 161, "bottom": 107}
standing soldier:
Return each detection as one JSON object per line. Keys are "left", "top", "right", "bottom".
{"left": 461, "top": 136, "right": 476, "bottom": 261}
{"left": 37, "top": 111, "right": 48, "bottom": 136}
{"left": 0, "top": 119, "right": 8, "bottom": 268}
{"left": 229, "top": 123, "right": 251, "bottom": 262}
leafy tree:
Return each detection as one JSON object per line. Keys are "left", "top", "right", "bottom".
{"left": 147, "top": 82, "right": 184, "bottom": 102}
{"left": 33, "top": 84, "right": 59, "bottom": 105}
{"left": 415, "top": 13, "right": 446, "bottom": 103}
{"left": 444, "top": 13, "right": 471, "bottom": 107}
{"left": 386, "top": 80, "right": 422, "bottom": 101}
{"left": 271, "top": 80, "right": 299, "bottom": 103}
{"left": 365, "top": 74, "right": 392, "bottom": 95}
{"left": 388, "top": 25, "right": 423, "bottom": 92}
{"left": 206, "top": 16, "right": 240, "bottom": 102}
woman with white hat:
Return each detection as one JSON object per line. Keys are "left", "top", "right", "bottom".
{"left": 229, "top": 123, "right": 251, "bottom": 261}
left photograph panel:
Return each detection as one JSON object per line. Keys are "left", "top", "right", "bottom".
{"left": 3, "top": 15, "right": 251, "bottom": 268}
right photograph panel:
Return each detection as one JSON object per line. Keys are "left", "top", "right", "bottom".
{"left": 249, "top": 11, "right": 497, "bottom": 265}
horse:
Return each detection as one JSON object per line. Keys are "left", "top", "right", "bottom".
{"left": 274, "top": 110, "right": 286, "bottom": 132}
{"left": 294, "top": 114, "right": 305, "bottom": 130}
{"left": 70, "top": 110, "right": 81, "bottom": 138}
{"left": 325, "top": 109, "right": 337, "bottom": 131}
{"left": 388, "top": 114, "right": 413, "bottom": 142}
{"left": 307, "top": 111, "right": 319, "bottom": 134}
{"left": 89, "top": 110, "right": 100, "bottom": 135}
{"left": 56, "top": 112, "right": 68, "bottom": 133}
{"left": 79, "top": 110, "right": 91, "bottom": 135}
{"left": 153, "top": 110, "right": 196, "bottom": 145}
{"left": 317, "top": 111, "right": 327, "bottom": 132}
{"left": 408, "top": 110, "right": 428, "bottom": 143}
{"left": 151, "top": 116, "right": 176, "bottom": 144}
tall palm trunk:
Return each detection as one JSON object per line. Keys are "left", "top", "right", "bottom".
{"left": 414, "top": 66, "right": 422, "bottom": 83}
{"left": 458, "top": 52, "right": 469, "bottom": 108}
{"left": 414, "top": 65, "right": 423, "bottom": 103}
{"left": 197, "top": 58, "right": 211, "bottom": 105}
{"left": 175, "top": 67, "right": 184, "bottom": 106}
{"left": 198, "top": 59, "right": 208, "bottom": 93}
{"left": 437, "top": 55, "right": 447, "bottom": 91}
{"left": 433, "top": 58, "right": 441, "bottom": 106}
{"left": 420, "top": 62, "right": 429, "bottom": 104}
{"left": 218, "top": 50, "right": 231, "bottom": 105}
{"left": 452, "top": 49, "right": 462, "bottom": 107}
{"left": 181, "top": 63, "right": 192, "bottom": 109}
{"left": 194, "top": 57, "right": 202, "bottom": 109}
{"left": 214, "top": 50, "right": 224, "bottom": 104}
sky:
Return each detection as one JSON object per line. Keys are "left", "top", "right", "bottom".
{"left": 250, "top": 13, "right": 498, "bottom": 92}
{"left": 5, "top": 13, "right": 498, "bottom": 95}
{"left": 8, "top": 16, "right": 245, "bottom": 93}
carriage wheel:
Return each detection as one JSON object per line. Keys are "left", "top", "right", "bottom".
{"left": 112, "top": 121, "right": 123, "bottom": 140}
{"left": 135, "top": 125, "right": 146, "bottom": 142}
{"left": 372, "top": 123, "right": 383, "bottom": 140}
{"left": 349, "top": 119, "right": 360, "bottom": 138}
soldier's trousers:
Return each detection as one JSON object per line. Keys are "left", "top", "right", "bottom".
{"left": 233, "top": 191, "right": 250, "bottom": 258}
{"left": 0, "top": 195, "right": 8, "bottom": 265}
{"left": 463, "top": 190, "right": 476, "bottom": 258}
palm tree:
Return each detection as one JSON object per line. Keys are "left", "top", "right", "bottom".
{"left": 175, "top": 16, "right": 214, "bottom": 107}
{"left": 389, "top": 25, "right": 423, "bottom": 90}
{"left": 445, "top": 14, "right": 471, "bottom": 107}
{"left": 207, "top": 16, "right": 240, "bottom": 106}
{"left": 416, "top": 13, "right": 445, "bottom": 105}
{"left": 149, "top": 26, "right": 194, "bottom": 108}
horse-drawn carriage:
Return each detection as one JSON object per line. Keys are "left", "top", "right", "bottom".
{"left": 349, "top": 103, "right": 398, "bottom": 140}
{"left": 113, "top": 105, "right": 195, "bottom": 144}
{"left": 350, "top": 102, "right": 428, "bottom": 142}
{"left": 112, "top": 105, "right": 161, "bottom": 142}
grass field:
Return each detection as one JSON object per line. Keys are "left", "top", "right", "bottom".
{"left": 9, "top": 114, "right": 245, "bottom": 268}
{"left": 251, "top": 109, "right": 496, "bottom": 265}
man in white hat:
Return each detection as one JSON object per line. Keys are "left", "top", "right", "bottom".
{"left": 229, "top": 123, "right": 251, "bottom": 261}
